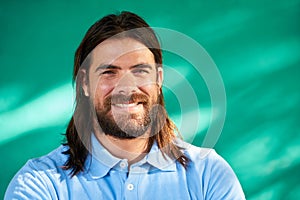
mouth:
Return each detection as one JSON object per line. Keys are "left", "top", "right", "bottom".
{"left": 108, "top": 94, "right": 148, "bottom": 114}
{"left": 112, "top": 102, "right": 144, "bottom": 113}
{"left": 114, "top": 102, "right": 139, "bottom": 108}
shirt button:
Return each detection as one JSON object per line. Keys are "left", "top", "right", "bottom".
{"left": 120, "top": 161, "right": 127, "bottom": 169}
{"left": 127, "top": 183, "right": 134, "bottom": 191}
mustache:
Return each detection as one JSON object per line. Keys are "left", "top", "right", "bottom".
{"left": 104, "top": 93, "right": 149, "bottom": 106}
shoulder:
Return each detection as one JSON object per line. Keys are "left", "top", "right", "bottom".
{"left": 28, "top": 145, "right": 69, "bottom": 170}
{"left": 4, "top": 145, "right": 70, "bottom": 199}
{"left": 175, "top": 139, "right": 223, "bottom": 166}
{"left": 175, "top": 139, "right": 246, "bottom": 199}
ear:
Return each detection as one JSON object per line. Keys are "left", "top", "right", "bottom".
{"left": 80, "top": 69, "right": 90, "bottom": 97}
{"left": 157, "top": 67, "right": 164, "bottom": 89}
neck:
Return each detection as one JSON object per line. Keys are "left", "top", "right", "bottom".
{"left": 94, "top": 129, "right": 150, "bottom": 167}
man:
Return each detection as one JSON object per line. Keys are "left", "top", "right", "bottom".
{"left": 5, "top": 11, "right": 245, "bottom": 199}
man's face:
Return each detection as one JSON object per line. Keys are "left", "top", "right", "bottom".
{"left": 82, "top": 38, "right": 163, "bottom": 139}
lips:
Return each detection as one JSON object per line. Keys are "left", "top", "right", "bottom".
{"left": 113, "top": 102, "right": 140, "bottom": 108}
{"left": 112, "top": 102, "right": 144, "bottom": 114}
{"left": 110, "top": 94, "right": 147, "bottom": 105}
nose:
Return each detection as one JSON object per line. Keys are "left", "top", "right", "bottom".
{"left": 114, "top": 72, "right": 138, "bottom": 95}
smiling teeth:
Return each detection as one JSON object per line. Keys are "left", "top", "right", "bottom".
{"left": 114, "top": 103, "right": 138, "bottom": 108}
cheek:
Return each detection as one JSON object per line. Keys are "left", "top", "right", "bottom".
{"left": 139, "top": 84, "right": 160, "bottom": 100}
{"left": 93, "top": 82, "right": 114, "bottom": 105}
{"left": 89, "top": 74, "right": 115, "bottom": 98}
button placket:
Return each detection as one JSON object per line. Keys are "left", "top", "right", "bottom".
{"left": 127, "top": 183, "right": 134, "bottom": 191}
{"left": 120, "top": 161, "right": 127, "bottom": 169}
{"left": 123, "top": 168, "right": 142, "bottom": 199}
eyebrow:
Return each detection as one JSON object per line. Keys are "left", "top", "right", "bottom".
{"left": 131, "top": 63, "right": 153, "bottom": 70}
{"left": 95, "top": 64, "right": 121, "bottom": 72}
{"left": 95, "top": 63, "right": 153, "bottom": 72}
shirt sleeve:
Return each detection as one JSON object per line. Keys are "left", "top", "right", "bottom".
{"left": 4, "top": 160, "right": 53, "bottom": 200}
{"left": 205, "top": 150, "right": 246, "bottom": 200}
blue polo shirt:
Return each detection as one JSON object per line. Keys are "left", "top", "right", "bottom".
{"left": 5, "top": 134, "right": 245, "bottom": 199}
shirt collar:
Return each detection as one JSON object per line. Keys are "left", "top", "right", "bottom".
{"left": 86, "top": 133, "right": 121, "bottom": 179}
{"left": 86, "top": 133, "right": 177, "bottom": 179}
{"left": 146, "top": 141, "right": 177, "bottom": 172}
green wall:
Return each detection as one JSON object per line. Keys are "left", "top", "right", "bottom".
{"left": 1, "top": 0, "right": 300, "bottom": 199}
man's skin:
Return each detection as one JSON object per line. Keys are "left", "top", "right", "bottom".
{"left": 81, "top": 38, "right": 163, "bottom": 168}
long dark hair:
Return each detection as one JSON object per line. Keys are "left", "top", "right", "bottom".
{"left": 63, "top": 11, "right": 189, "bottom": 176}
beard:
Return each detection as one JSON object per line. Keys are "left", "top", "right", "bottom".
{"left": 95, "top": 93, "right": 159, "bottom": 139}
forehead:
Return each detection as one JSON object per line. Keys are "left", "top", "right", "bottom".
{"left": 90, "top": 38, "right": 155, "bottom": 69}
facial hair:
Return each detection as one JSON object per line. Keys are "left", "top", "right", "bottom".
{"left": 95, "top": 93, "right": 157, "bottom": 139}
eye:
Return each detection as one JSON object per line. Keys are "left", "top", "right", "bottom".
{"left": 133, "top": 69, "right": 149, "bottom": 74}
{"left": 101, "top": 70, "right": 116, "bottom": 75}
